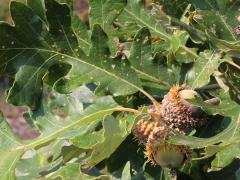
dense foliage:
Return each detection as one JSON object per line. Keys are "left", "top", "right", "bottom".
{"left": 0, "top": 0, "right": 240, "bottom": 179}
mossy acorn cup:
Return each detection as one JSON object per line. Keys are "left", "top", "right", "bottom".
{"left": 133, "top": 118, "right": 190, "bottom": 168}
{"left": 132, "top": 85, "right": 215, "bottom": 168}
{"left": 160, "top": 85, "right": 208, "bottom": 130}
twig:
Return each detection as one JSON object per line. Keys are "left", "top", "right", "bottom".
{"left": 194, "top": 84, "right": 221, "bottom": 92}
{"left": 115, "top": 106, "right": 142, "bottom": 115}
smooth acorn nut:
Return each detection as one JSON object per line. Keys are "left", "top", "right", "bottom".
{"left": 179, "top": 89, "right": 198, "bottom": 100}
{"left": 146, "top": 143, "right": 187, "bottom": 168}
{"left": 154, "top": 145, "right": 185, "bottom": 168}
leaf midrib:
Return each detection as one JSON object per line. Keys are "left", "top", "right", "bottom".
{"left": 230, "top": 113, "right": 240, "bottom": 140}
{"left": 2, "top": 151, "right": 23, "bottom": 179}
{"left": 9, "top": 53, "right": 58, "bottom": 97}
{"left": 192, "top": 53, "right": 215, "bottom": 88}
{"left": 123, "top": 8, "right": 169, "bottom": 40}
{"left": 217, "top": 12, "right": 237, "bottom": 41}
{"left": 75, "top": 34, "right": 90, "bottom": 47}
{"left": 11, "top": 107, "right": 117, "bottom": 150}
{"left": 0, "top": 47, "right": 143, "bottom": 94}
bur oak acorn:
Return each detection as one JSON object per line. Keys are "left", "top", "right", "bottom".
{"left": 132, "top": 85, "right": 215, "bottom": 168}
{"left": 133, "top": 118, "right": 191, "bottom": 168}
{"left": 160, "top": 85, "right": 208, "bottom": 129}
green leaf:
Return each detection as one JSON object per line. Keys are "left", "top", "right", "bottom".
{"left": 16, "top": 141, "right": 64, "bottom": 180}
{"left": 117, "top": 0, "right": 169, "bottom": 39}
{"left": 117, "top": 0, "right": 199, "bottom": 61}
{"left": 191, "top": 0, "right": 240, "bottom": 41}
{"left": 28, "top": 0, "right": 47, "bottom": 23}
{"left": 0, "top": 0, "right": 80, "bottom": 109}
{"left": 48, "top": 163, "right": 82, "bottom": 180}
{"left": 217, "top": 62, "right": 240, "bottom": 104}
{"left": 0, "top": 149, "right": 24, "bottom": 180}
{"left": 121, "top": 161, "right": 131, "bottom": 180}
{"left": 2, "top": 0, "right": 240, "bottom": 178}
{"left": 129, "top": 27, "right": 177, "bottom": 86}
{"left": 172, "top": 31, "right": 198, "bottom": 64}
{"left": 29, "top": 96, "right": 117, "bottom": 149}
{"left": 0, "top": 0, "right": 142, "bottom": 109}
{"left": 57, "top": 0, "right": 91, "bottom": 54}
{"left": 72, "top": 131, "right": 104, "bottom": 149}
{"left": 170, "top": 91, "right": 240, "bottom": 149}
{"left": 155, "top": 0, "right": 190, "bottom": 18}
{"left": 72, "top": 14, "right": 91, "bottom": 54}
{"left": 89, "top": 0, "right": 126, "bottom": 31}
{"left": 49, "top": 163, "right": 112, "bottom": 180}
{"left": 88, "top": 0, "right": 127, "bottom": 54}
{"left": 186, "top": 51, "right": 230, "bottom": 88}
{"left": 210, "top": 143, "right": 240, "bottom": 171}
{"left": 207, "top": 160, "right": 240, "bottom": 180}
{"left": 89, "top": 114, "right": 136, "bottom": 166}
{"left": 0, "top": 87, "right": 118, "bottom": 179}
{"left": 181, "top": 160, "right": 207, "bottom": 180}
{"left": 71, "top": 113, "right": 136, "bottom": 167}
{"left": 54, "top": 24, "right": 142, "bottom": 96}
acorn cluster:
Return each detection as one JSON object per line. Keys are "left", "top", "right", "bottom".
{"left": 133, "top": 85, "right": 210, "bottom": 169}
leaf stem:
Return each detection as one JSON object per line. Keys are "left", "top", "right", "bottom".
{"left": 192, "top": 155, "right": 211, "bottom": 161}
{"left": 138, "top": 89, "right": 160, "bottom": 107}
{"left": 115, "top": 106, "right": 142, "bottom": 115}
{"left": 227, "top": 61, "right": 240, "bottom": 70}
{"left": 194, "top": 84, "right": 220, "bottom": 92}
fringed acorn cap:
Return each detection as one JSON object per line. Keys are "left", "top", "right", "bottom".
{"left": 132, "top": 118, "right": 167, "bottom": 144}
{"left": 160, "top": 85, "right": 208, "bottom": 129}
{"left": 144, "top": 119, "right": 190, "bottom": 168}
{"left": 133, "top": 117, "right": 190, "bottom": 168}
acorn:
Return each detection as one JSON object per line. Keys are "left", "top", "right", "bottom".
{"left": 132, "top": 118, "right": 167, "bottom": 144}
{"left": 160, "top": 85, "right": 208, "bottom": 129}
{"left": 145, "top": 142, "right": 190, "bottom": 168}
{"left": 133, "top": 118, "right": 190, "bottom": 168}
{"left": 132, "top": 85, "right": 221, "bottom": 168}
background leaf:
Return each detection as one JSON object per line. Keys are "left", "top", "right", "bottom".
{"left": 186, "top": 51, "right": 230, "bottom": 88}
{"left": 0, "top": 87, "right": 118, "bottom": 179}
{"left": 191, "top": 0, "right": 240, "bottom": 41}
{"left": 0, "top": 0, "right": 143, "bottom": 110}
{"left": 129, "top": 27, "right": 178, "bottom": 86}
